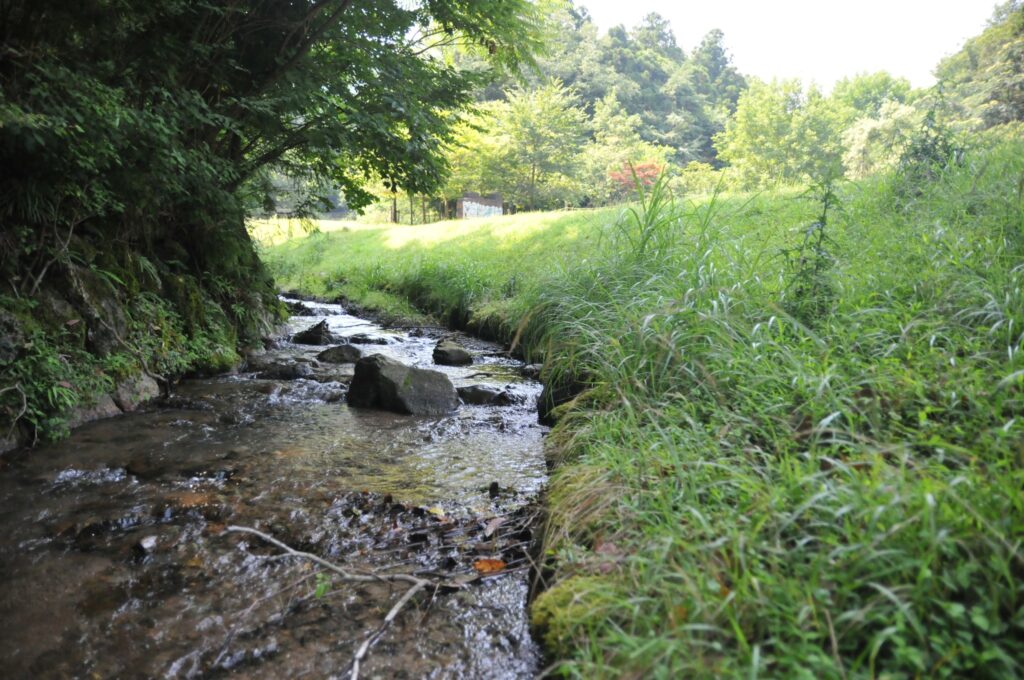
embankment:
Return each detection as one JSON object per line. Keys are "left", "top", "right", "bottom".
{"left": 260, "top": 139, "right": 1024, "bottom": 677}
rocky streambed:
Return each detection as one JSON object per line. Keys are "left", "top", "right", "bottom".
{"left": 0, "top": 298, "right": 548, "bottom": 678}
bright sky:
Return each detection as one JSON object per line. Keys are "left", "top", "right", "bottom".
{"left": 579, "top": 0, "right": 996, "bottom": 90}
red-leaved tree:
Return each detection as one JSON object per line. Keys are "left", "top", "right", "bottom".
{"left": 608, "top": 161, "right": 663, "bottom": 195}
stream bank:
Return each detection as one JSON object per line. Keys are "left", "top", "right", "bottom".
{"left": 0, "top": 298, "right": 548, "bottom": 678}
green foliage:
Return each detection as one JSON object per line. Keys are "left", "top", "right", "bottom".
{"left": 611, "top": 172, "right": 682, "bottom": 262}
{"left": 579, "top": 95, "right": 673, "bottom": 205}
{"left": 897, "top": 111, "right": 968, "bottom": 188}
{"left": 842, "top": 101, "right": 922, "bottom": 179}
{"left": 444, "top": 81, "right": 588, "bottom": 210}
{"left": 0, "top": 297, "right": 114, "bottom": 442}
{"left": 313, "top": 573, "right": 332, "bottom": 599}
{"left": 935, "top": 1, "right": 1024, "bottom": 130}
{"left": 266, "top": 138, "right": 1024, "bottom": 678}
{"left": 496, "top": 83, "right": 590, "bottom": 210}
{"left": 466, "top": 8, "right": 746, "bottom": 166}
{"left": 715, "top": 80, "right": 846, "bottom": 188}
{"left": 780, "top": 179, "right": 841, "bottom": 323}
{"left": 831, "top": 71, "right": 913, "bottom": 121}
{"left": 0, "top": 0, "right": 542, "bottom": 441}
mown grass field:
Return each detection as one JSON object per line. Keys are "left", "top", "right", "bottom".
{"left": 258, "top": 139, "right": 1024, "bottom": 678}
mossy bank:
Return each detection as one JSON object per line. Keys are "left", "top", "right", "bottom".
{"left": 1, "top": 232, "right": 285, "bottom": 451}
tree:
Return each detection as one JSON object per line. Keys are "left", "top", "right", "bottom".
{"left": 842, "top": 101, "right": 922, "bottom": 178}
{"left": 715, "top": 79, "right": 845, "bottom": 187}
{"left": 831, "top": 71, "right": 912, "bottom": 120}
{"left": 497, "top": 83, "right": 589, "bottom": 210}
{"left": 579, "top": 94, "right": 672, "bottom": 204}
{"left": 0, "top": 0, "right": 543, "bottom": 299}
{"left": 934, "top": 1, "right": 1024, "bottom": 129}
{"left": 688, "top": 29, "right": 747, "bottom": 119}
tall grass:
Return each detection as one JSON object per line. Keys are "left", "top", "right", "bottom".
{"left": 261, "top": 139, "right": 1024, "bottom": 677}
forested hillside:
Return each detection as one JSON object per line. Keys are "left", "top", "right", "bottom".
{"left": 347, "top": 1, "right": 1023, "bottom": 220}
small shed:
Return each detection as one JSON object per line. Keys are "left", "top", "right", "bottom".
{"left": 456, "top": 192, "right": 503, "bottom": 219}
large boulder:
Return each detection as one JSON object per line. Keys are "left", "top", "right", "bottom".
{"left": 66, "top": 394, "right": 122, "bottom": 429}
{"left": 433, "top": 340, "right": 473, "bottom": 366}
{"left": 348, "top": 354, "right": 459, "bottom": 416}
{"left": 316, "top": 344, "right": 362, "bottom": 364}
{"left": 284, "top": 299, "right": 316, "bottom": 316}
{"left": 291, "top": 320, "right": 335, "bottom": 345}
{"left": 113, "top": 373, "right": 161, "bottom": 412}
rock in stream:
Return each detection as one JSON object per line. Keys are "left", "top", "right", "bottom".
{"left": 348, "top": 354, "right": 460, "bottom": 416}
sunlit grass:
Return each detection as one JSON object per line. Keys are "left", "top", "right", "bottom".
{"left": 261, "top": 140, "right": 1024, "bottom": 678}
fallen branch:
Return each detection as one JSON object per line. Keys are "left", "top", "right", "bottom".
{"left": 350, "top": 580, "right": 429, "bottom": 680}
{"left": 226, "top": 525, "right": 455, "bottom": 679}
{"left": 213, "top": 569, "right": 321, "bottom": 668}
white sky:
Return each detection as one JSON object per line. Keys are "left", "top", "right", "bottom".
{"left": 579, "top": 0, "right": 997, "bottom": 90}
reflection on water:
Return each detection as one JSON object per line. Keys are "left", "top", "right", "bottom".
{"left": 0, "top": 300, "right": 546, "bottom": 678}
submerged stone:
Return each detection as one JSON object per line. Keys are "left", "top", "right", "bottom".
{"left": 291, "top": 320, "right": 335, "bottom": 345}
{"left": 457, "top": 384, "right": 504, "bottom": 405}
{"left": 347, "top": 332, "right": 393, "bottom": 345}
{"left": 256, "top": 362, "right": 313, "bottom": 380}
{"left": 348, "top": 354, "right": 459, "bottom": 416}
{"left": 316, "top": 344, "right": 362, "bottom": 363}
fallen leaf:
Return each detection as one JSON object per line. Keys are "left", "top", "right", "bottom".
{"left": 184, "top": 556, "right": 203, "bottom": 569}
{"left": 594, "top": 540, "right": 622, "bottom": 556}
{"left": 668, "top": 605, "right": 689, "bottom": 626}
{"left": 427, "top": 506, "right": 446, "bottom": 519}
{"left": 165, "top": 491, "right": 215, "bottom": 508}
{"left": 473, "top": 558, "right": 506, "bottom": 574}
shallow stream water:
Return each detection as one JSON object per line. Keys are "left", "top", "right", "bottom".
{"left": 0, "top": 299, "right": 547, "bottom": 678}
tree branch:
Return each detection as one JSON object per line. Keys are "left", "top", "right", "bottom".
{"left": 226, "top": 524, "right": 464, "bottom": 678}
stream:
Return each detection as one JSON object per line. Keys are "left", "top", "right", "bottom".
{"left": 0, "top": 299, "right": 548, "bottom": 678}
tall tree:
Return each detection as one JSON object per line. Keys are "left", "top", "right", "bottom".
{"left": 831, "top": 71, "right": 912, "bottom": 121}
{"left": 498, "top": 82, "right": 589, "bottom": 210}
{"left": 934, "top": 0, "right": 1024, "bottom": 129}
{"left": 579, "top": 94, "right": 672, "bottom": 205}
{"left": 715, "top": 79, "right": 845, "bottom": 186}
{"left": 0, "top": 0, "right": 543, "bottom": 293}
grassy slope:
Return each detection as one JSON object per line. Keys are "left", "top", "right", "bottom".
{"left": 253, "top": 207, "right": 625, "bottom": 325}
{"left": 259, "top": 140, "right": 1024, "bottom": 678}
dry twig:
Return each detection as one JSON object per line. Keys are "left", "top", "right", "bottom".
{"left": 226, "top": 524, "right": 459, "bottom": 679}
